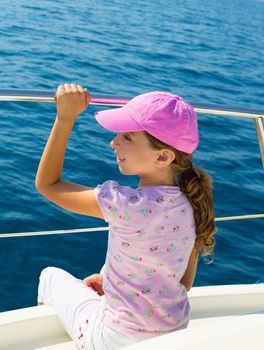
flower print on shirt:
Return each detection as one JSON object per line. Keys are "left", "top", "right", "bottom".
{"left": 128, "top": 291, "right": 140, "bottom": 302}
{"left": 101, "top": 191, "right": 110, "bottom": 199}
{"left": 163, "top": 210, "right": 170, "bottom": 220}
{"left": 159, "top": 286, "right": 169, "bottom": 297}
{"left": 156, "top": 259, "right": 166, "bottom": 267}
{"left": 173, "top": 225, "right": 180, "bottom": 232}
{"left": 119, "top": 211, "right": 131, "bottom": 221}
{"left": 181, "top": 236, "right": 189, "bottom": 245}
{"left": 129, "top": 195, "right": 140, "bottom": 204}
{"left": 145, "top": 267, "right": 156, "bottom": 277}
{"left": 117, "top": 281, "right": 126, "bottom": 288}
{"left": 144, "top": 307, "right": 154, "bottom": 318}
{"left": 127, "top": 272, "right": 136, "bottom": 280}
{"left": 114, "top": 254, "right": 122, "bottom": 264}
{"left": 141, "top": 286, "right": 151, "bottom": 295}
{"left": 108, "top": 206, "right": 118, "bottom": 219}
{"left": 135, "top": 229, "right": 146, "bottom": 239}
{"left": 95, "top": 180, "right": 195, "bottom": 336}
{"left": 137, "top": 187, "right": 143, "bottom": 194}
{"left": 112, "top": 184, "right": 120, "bottom": 192}
{"left": 154, "top": 194, "right": 165, "bottom": 204}
{"left": 130, "top": 256, "right": 143, "bottom": 262}
{"left": 112, "top": 319, "right": 120, "bottom": 326}
{"left": 178, "top": 257, "right": 184, "bottom": 264}
{"left": 181, "top": 208, "right": 187, "bottom": 216}
{"left": 149, "top": 244, "right": 159, "bottom": 252}
{"left": 121, "top": 241, "right": 130, "bottom": 249}
{"left": 178, "top": 301, "right": 186, "bottom": 311}
{"left": 126, "top": 310, "right": 134, "bottom": 317}
{"left": 169, "top": 196, "right": 177, "bottom": 204}
{"left": 167, "top": 242, "right": 176, "bottom": 254}
{"left": 155, "top": 224, "right": 164, "bottom": 235}
{"left": 161, "top": 313, "right": 171, "bottom": 320}
{"left": 140, "top": 208, "right": 152, "bottom": 217}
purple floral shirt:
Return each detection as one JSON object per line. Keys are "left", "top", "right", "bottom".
{"left": 94, "top": 180, "right": 196, "bottom": 338}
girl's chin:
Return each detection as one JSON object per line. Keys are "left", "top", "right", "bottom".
{"left": 118, "top": 166, "right": 136, "bottom": 176}
{"left": 119, "top": 168, "right": 131, "bottom": 175}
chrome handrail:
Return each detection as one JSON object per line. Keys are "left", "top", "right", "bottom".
{"left": 0, "top": 88, "right": 263, "bottom": 238}
{"left": 0, "top": 88, "right": 263, "bottom": 118}
{"left": 0, "top": 88, "right": 263, "bottom": 166}
{"left": 256, "top": 117, "right": 264, "bottom": 166}
{"left": 0, "top": 213, "right": 263, "bottom": 238}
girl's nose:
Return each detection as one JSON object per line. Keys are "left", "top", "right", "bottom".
{"left": 110, "top": 134, "right": 120, "bottom": 149}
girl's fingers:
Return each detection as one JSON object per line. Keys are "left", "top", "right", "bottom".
{"left": 77, "top": 84, "right": 84, "bottom": 93}
{"left": 84, "top": 88, "right": 91, "bottom": 106}
{"left": 55, "top": 85, "right": 65, "bottom": 100}
{"left": 56, "top": 83, "right": 86, "bottom": 95}
{"left": 83, "top": 277, "right": 92, "bottom": 286}
{"left": 83, "top": 274, "right": 102, "bottom": 285}
{"left": 63, "top": 83, "right": 73, "bottom": 93}
{"left": 83, "top": 274, "right": 96, "bottom": 286}
{"left": 83, "top": 274, "right": 104, "bottom": 295}
{"left": 55, "top": 83, "right": 90, "bottom": 115}
{"left": 70, "top": 83, "right": 79, "bottom": 93}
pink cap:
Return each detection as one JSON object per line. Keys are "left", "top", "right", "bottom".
{"left": 94, "top": 91, "right": 199, "bottom": 154}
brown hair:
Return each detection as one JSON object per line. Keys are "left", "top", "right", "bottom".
{"left": 145, "top": 131, "right": 216, "bottom": 258}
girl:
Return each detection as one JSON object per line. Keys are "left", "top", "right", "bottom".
{"left": 36, "top": 83, "right": 216, "bottom": 350}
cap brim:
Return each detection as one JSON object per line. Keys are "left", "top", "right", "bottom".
{"left": 95, "top": 106, "right": 143, "bottom": 133}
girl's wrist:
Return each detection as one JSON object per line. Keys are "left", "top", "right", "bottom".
{"left": 55, "top": 114, "right": 77, "bottom": 126}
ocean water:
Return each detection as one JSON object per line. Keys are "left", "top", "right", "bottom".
{"left": 0, "top": 0, "right": 263, "bottom": 312}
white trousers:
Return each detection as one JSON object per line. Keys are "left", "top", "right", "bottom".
{"left": 38, "top": 267, "right": 142, "bottom": 350}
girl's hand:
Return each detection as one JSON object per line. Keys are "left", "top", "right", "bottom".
{"left": 83, "top": 273, "right": 104, "bottom": 296}
{"left": 55, "top": 83, "right": 91, "bottom": 123}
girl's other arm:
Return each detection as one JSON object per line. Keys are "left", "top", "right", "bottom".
{"left": 180, "top": 247, "right": 198, "bottom": 291}
{"left": 35, "top": 84, "right": 103, "bottom": 219}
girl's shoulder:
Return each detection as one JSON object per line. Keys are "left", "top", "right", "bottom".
{"left": 96, "top": 180, "right": 185, "bottom": 203}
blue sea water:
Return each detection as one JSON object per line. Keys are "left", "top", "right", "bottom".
{"left": 0, "top": 0, "right": 263, "bottom": 312}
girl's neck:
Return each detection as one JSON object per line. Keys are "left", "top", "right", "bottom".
{"left": 139, "top": 172, "right": 176, "bottom": 187}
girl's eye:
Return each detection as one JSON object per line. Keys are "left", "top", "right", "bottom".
{"left": 123, "top": 134, "right": 131, "bottom": 141}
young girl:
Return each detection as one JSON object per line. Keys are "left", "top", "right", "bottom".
{"left": 36, "top": 83, "right": 216, "bottom": 350}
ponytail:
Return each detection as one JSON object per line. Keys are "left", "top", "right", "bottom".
{"left": 145, "top": 132, "right": 216, "bottom": 258}
{"left": 177, "top": 166, "right": 216, "bottom": 257}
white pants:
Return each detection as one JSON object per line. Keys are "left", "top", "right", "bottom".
{"left": 38, "top": 267, "right": 142, "bottom": 350}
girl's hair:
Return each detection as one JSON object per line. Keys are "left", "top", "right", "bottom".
{"left": 145, "top": 131, "right": 216, "bottom": 258}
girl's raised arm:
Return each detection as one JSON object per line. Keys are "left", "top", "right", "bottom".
{"left": 35, "top": 84, "right": 103, "bottom": 219}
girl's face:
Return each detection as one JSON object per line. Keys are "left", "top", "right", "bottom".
{"left": 110, "top": 131, "right": 159, "bottom": 178}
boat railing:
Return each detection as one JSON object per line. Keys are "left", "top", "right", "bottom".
{"left": 0, "top": 213, "right": 263, "bottom": 238}
{"left": 0, "top": 88, "right": 263, "bottom": 238}
{"left": 1, "top": 88, "right": 263, "bottom": 165}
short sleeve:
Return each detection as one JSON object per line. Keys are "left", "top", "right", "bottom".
{"left": 94, "top": 180, "right": 121, "bottom": 223}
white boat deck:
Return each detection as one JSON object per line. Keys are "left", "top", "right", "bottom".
{"left": 1, "top": 284, "right": 263, "bottom": 350}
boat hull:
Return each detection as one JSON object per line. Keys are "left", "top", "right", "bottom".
{"left": 0, "top": 284, "right": 263, "bottom": 350}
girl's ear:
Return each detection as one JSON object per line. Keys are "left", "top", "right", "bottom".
{"left": 156, "top": 149, "right": 175, "bottom": 167}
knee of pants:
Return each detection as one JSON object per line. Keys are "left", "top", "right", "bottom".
{"left": 39, "top": 266, "right": 61, "bottom": 283}
{"left": 38, "top": 266, "right": 62, "bottom": 302}
{"left": 40, "top": 266, "right": 54, "bottom": 276}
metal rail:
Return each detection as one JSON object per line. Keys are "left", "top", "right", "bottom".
{"left": 0, "top": 214, "right": 263, "bottom": 238}
{"left": 0, "top": 89, "right": 263, "bottom": 238}
{"left": 255, "top": 117, "right": 264, "bottom": 167}
{"left": 0, "top": 88, "right": 263, "bottom": 118}
{"left": 0, "top": 89, "right": 263, "bottom": 167}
